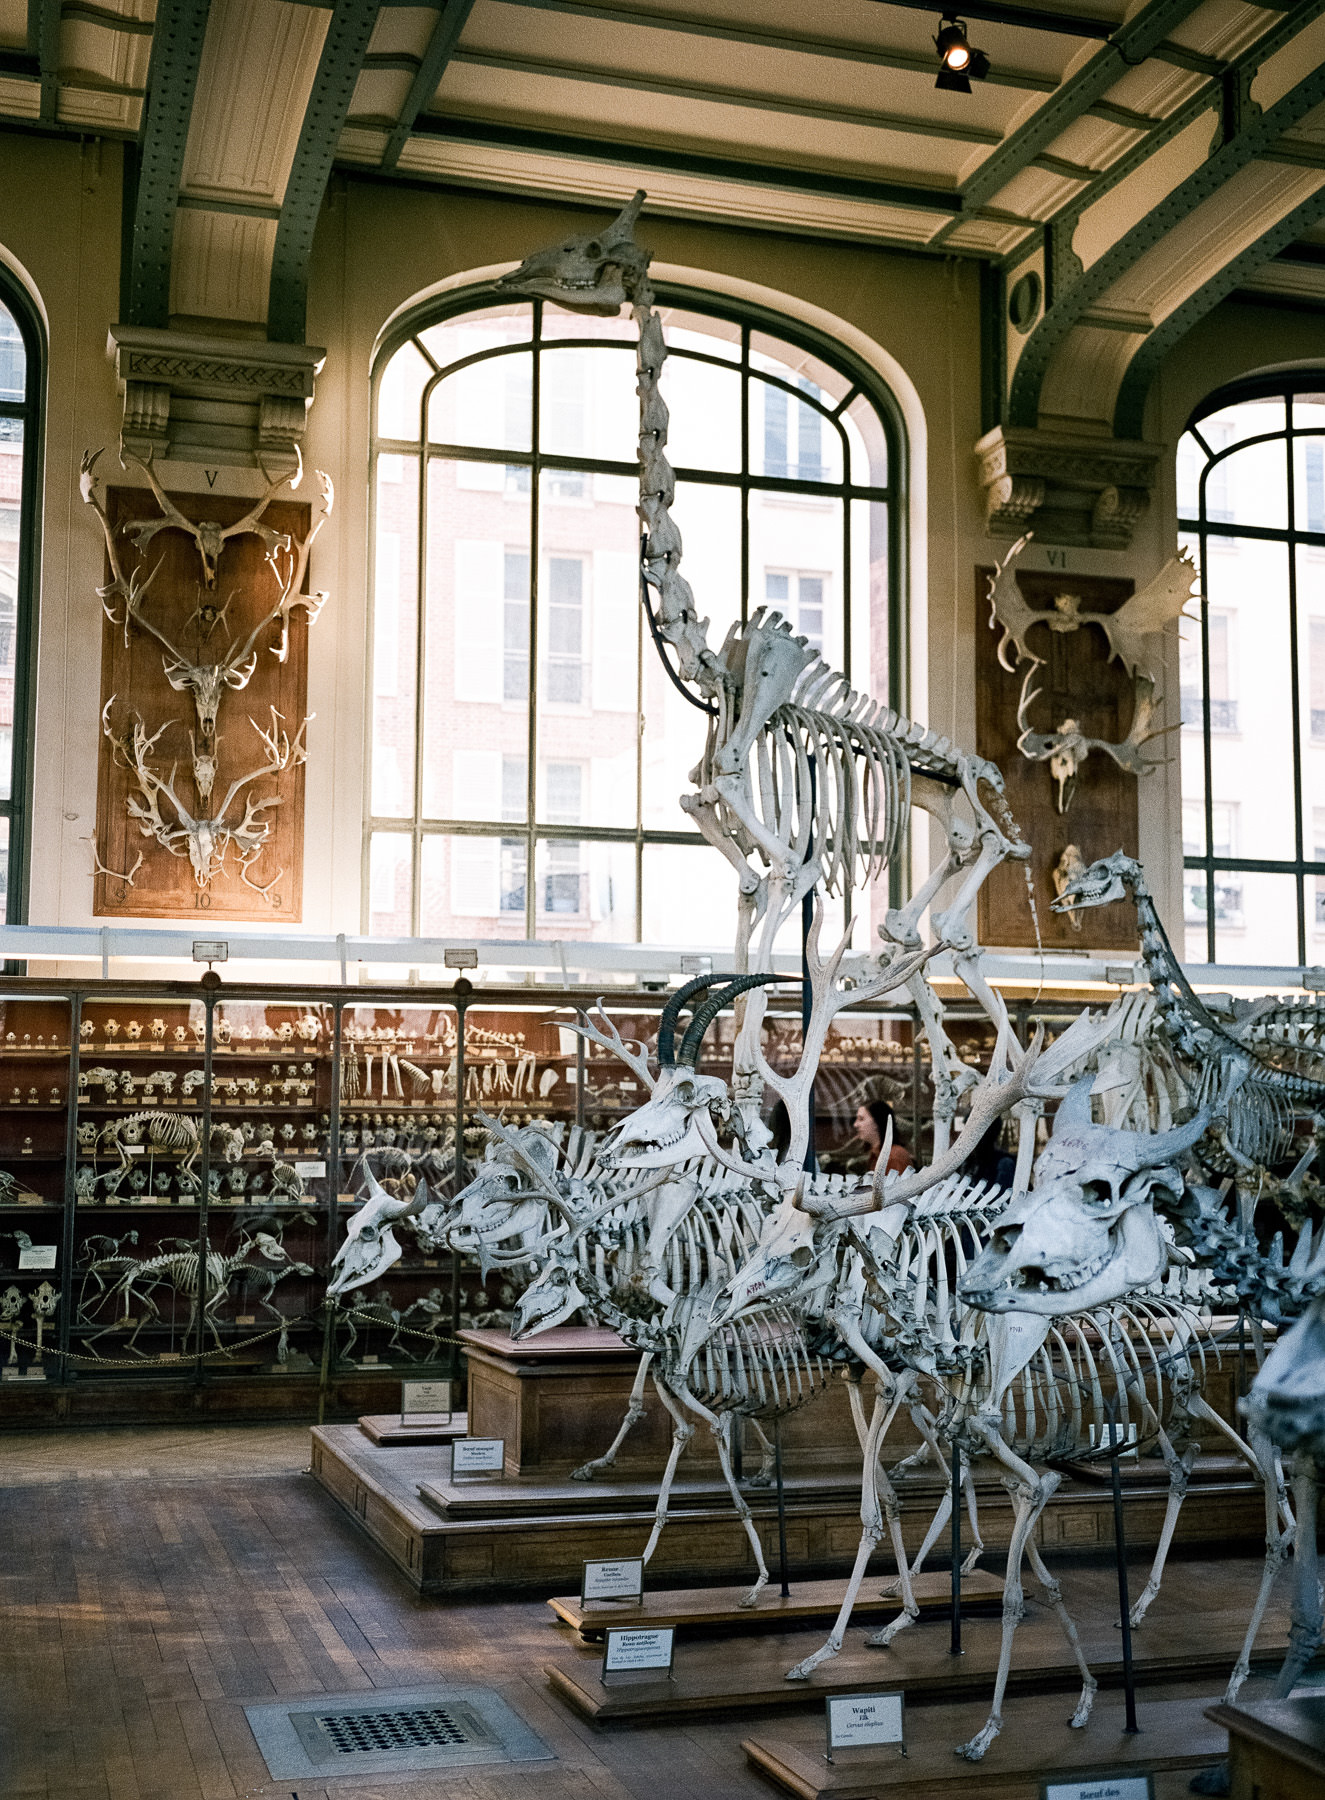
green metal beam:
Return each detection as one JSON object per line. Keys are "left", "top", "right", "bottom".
{"left": 409, "top": 113, "right": 965, "bottom": 214}
{"left": 380, "top": 0, "right": 475, "bottom": 172}
{"left": 1008, "top": 51, "right": 1325, "bottom": 426}
{"left": 959, "top": 0, "right": 1204, "bottom": 212}
{"left": 124, "top": 0, "right": 211, "bottom": 330}
{"left": 268, "top": 0, "right": 383, "bottom": 343}
{"left": 30, "top": 0, "right": 61, "bottom": 122}
{"left": 1113, "top": 181, "right": 1325, "bottom": 436}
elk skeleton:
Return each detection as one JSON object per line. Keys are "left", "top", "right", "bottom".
{"left": 497, "top": 194, "right": 1034, "bottom": 1156}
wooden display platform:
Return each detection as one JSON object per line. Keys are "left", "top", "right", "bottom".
{"left": 357, "top": 1411, "right": 468, "bottom": 1446}
{"left": 311, "top": 1418, "right": 1276, "bottom": 1596}
{"left": 743, "top": 1694, "right": 1225, "bottom": 1799}
{"left": 550, "top": 1569, "right": 1005, "bottom": 1639}
{"left": 542, "top": 1555, "right": 1300, "bottom": 1723}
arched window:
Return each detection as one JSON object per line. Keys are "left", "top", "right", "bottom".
{"left": 367, "top": 287, "right": 901, "bottom": 949}
{"left": 0, "top": 277, "right": 40, "bottom": 923}
{"left": 1178, "top": 376, "right": 1325, "bottom": 966}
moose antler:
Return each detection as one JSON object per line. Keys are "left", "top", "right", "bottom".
{"left": 121, "top": 447, "right": 298, "bottom": 587}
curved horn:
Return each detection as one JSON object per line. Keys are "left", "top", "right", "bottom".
{"left": 657, "top": 973, "right": 722, "bottom": 1067}
{"left": 1129, "top": 1106, "right": 1212, "bottom": 1168}
{"left": 677, "top": 972, "right": 787, "bottom": 1066}
{"left": 1051, "top": 1073, "right": 1096, "bottom": 1132}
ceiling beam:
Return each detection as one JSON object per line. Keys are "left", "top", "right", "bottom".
{"left": 1008, "top": 49, "right": 1325, "bottom": 425}
{"left": 380, "top": 0, "right": 477, "bottom": 172}
{"left": 448, "top": 49, "right": 1005, "bottom": 147}
{"left": 123, "top": 0, "right": 211, "bottom": 330}
{"left": 491, "top": 0, "right": 1058, "bottom": 95}
{"left": 268, "top": 0, "right": 383, "bottom": 343}
{"left": 30, "top": 0, "right": 61, "bottom": 122}
{"left": 1113, "top": 179, "right": 1325, "bottom": 435}
{"left": 958, "top": 0, "right": 1204, "bottom": 212}
{"left": 409, "top": 113, "right": 965, "bottom": 214}
{"left": 864, "top": 0, "right": 1116, "bottom": 37}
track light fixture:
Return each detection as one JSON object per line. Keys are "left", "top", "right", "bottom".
{"left": 934, "top": 15, "right": 990, "bottom": 91}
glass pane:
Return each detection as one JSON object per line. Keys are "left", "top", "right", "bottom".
{"left": 1203, "top": 540, "right": 1293, "bottom": 862}
{"left": 428, "top": 350, "right": 533, "bottom": 452}
{"left": 641, "top": 842, "right": 739, "bottom": 950}
{"left": 660, "top": 351, "right": 741, "bottom": 474}
{"left": 1217, "top": 871, "right": 1298, "bottom": 966}
{"left": 540, "top": 303, "right": 637, "bottom": 344}
{"left": 420, "top": 832, "right": 529, "bottom": 937}
{"left": 750, "top": 374, "right": 843, "bottom": 485}
{"left": 371, "top": 454, "right": 418, "bottom": 818}
{"left": 422, "top": 458, "right": 530, "bottom": 821}
{"left": 1196, "top": 395, "right": 1285, "bottom": 456}
{"left": 845, "top": 392, "right": 888, "bottom": 488}
{"left": 641, "top": 482, "right": 742, "bottom": 831}
{"left": 540, "top": 344, "right": 637, "bottom": 463}
{"left": 1176, "top": 430, "right": 1203, "bottom": 519}
{"left": 749, "top": 492, "right": 844, "bottom": 667}
{"left": 1293, "top": 431, "right": 1325, "bottom": 534}
{"left": 377, "top": 338, "right": 430, "bottom": 441}
{"left": 537, "top": 468, "right": 639, "bottom": 829}
{"left": 751, "top": 330, "right": 853, "bottom": 407}
{"left": 850, "top": 499, "right": 889, "bottom": 703}
{"left": 368, "top": 832, "right": 413, "bottom": 935}
{"left": 655, "top": 306, "right": 741, "bottom": 361}
{"left": 1204, "top": 435, "right": 1287, "bottom": 531}
{"left": 0, "top": 815, "right": 9, "bottom": 916}
{"left": 0, "top": 1003, "right": 68, "bottom": 1254}
{"left": 534, "top": 836, "right": 635, "bottom": 939}
{"left": 209, "top": 998, "right": 333, "bottom": 1222}
{"left": 1297, "top": 551, "right": 1325, "bottom": 856}
{"left": 417, "top": 303, "right": 531, "bottom": 371}
{"left": 0, "top": 305, "right": 23, "bottom": 401}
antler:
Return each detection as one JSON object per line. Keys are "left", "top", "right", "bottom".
{"left": 80, "top": 450, "right": 135, "bottom": 618}
{"left": 264, "top": 468, "right": 333, "bottom": 663}
{"left": 213, "top": 708, "right": 308, "bottom": 827}
{"left": 565, "top": 1001, "right": 655, "bottom": 1090}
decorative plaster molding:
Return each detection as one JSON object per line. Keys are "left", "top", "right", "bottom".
{"left": 106, "top": 326, "right": 325, "bottom": 474}
{"left": 975, "top": 425, "right": 1160, "bottom": 548}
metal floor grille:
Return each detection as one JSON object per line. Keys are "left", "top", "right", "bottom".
{"left": 245, "top": 1683, "right": 553, "bottom": 1780}
{"left": 292, "top": 1701, "right": 491, "bottom": 1763}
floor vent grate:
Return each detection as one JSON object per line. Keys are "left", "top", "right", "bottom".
{"left": 244, "top": 1684, "right": 552, "bottom": 1780}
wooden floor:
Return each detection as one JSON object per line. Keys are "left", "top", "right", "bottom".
{"left": 0, "top": 1422, "right": 1299, "bottom": 1800}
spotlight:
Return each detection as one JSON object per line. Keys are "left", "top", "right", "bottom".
{"left": 935, "top": 15, "right": 990, "bottom": 92}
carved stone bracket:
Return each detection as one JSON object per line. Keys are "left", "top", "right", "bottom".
{"left": 106, "top": 326, "right": 326, "bottom": 477}
{"left": 975, "top": 425, "right": 1160, "bottom": 548}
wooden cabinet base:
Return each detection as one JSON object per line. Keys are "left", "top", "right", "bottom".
{"left": 1208, "top": 1695, "right": 1325, "bottom": 1800}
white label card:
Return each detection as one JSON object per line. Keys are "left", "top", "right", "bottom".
{"left": 452, "top": 1437, "right": 504, "bottom": 1475}
{"left": 1043, "top": 1779, "right": 1153, "bottom": 1800}
{"left": 402, "top": 1379, "right": 452, "bottom": 1416}
{"left": 603, "top": 1628, "right": 673, "bottom": 1674}
{"left": 294, "top": 1161, "right": 326, "bottom": 1178}
{"left": 826, "top": 1692, "right": 905, "bottom": 1750}
{"left": 582, "top": 1558, "right": 644, "bottom": 1604}
{"left": 17, "top": 1245, "right": 56, "bottom": 1271}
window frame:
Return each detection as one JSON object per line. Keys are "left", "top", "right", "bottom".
{"left": 1179, "top": 371, "right": 1325, "bottom": 964}
{"left": 366, "top": 281, "right": 906, "bottom": 941}
{"left": 0, "top": 269, "right": 42, "bottom": 928}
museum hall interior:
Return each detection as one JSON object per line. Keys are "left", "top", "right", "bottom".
{"left": 2, "top": 1, "right": 1325, "bottom": 1795}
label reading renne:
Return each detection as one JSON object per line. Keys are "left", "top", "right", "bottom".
{"left": 402, "top": 1379, "right": 452, "bottom": 1416}
{"left": 452, "top": 1436, "right": 504, "bottom": 1475}
{"left": 1043, "top": 1778, "right": 1153, "bottom": 1800}
{"left": 582, "top": 1557, "right": 644, "bottom": 1604}
{"left": 826, "top": 1692, "right": 905, "bottom": 1750}
{"left": 603, "top": 1627, "right": 673, "bottom": 1674}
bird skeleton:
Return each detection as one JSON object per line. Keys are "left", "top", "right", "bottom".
{"left": 987, "top": 545, "right": 1198, "bottom": 813}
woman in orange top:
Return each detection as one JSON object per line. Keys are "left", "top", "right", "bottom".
{"left": 854, "top": 1099, "right": 913, "bottom": 1177}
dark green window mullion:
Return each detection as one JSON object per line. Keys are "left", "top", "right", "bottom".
{"left": 740, "top": 325, "right": 750, "bottom": 629}
{"left": 526, "top": 302, "right": 543, "bottom": 940}
{"left": 1286, "top": 431, "right": 1307, "bottom": 964}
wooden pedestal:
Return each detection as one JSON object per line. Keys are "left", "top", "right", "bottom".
{"left": 459, "top": 1326, "right": 874, "bottom": 1476}
{"left": 1208, "top": 1695, "right": 1325, "bottom": 1800}
{"left": 357, "top": 1411, "right": 469, "bottom": 1446}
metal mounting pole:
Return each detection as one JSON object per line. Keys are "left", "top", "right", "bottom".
{"left": 774, "top": 1416, "right": 791, "bottom": 1597}
{"left": 1108, "top": 1403, "right": 1140, "bottom": 1733}
{"left": 950, "top": 1436, "right": 963, "bottom": 1654}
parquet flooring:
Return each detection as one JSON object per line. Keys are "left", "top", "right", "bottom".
{"left": 0, "top": 1423, "right": 1294, "bottom": 1799}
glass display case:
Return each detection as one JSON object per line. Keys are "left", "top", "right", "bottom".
{"left": 0, "top": 972, "right": 1077, "bottom": 1421}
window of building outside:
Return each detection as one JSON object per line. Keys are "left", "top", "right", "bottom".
{"left": 367, "top": 290, "right": 899, "bottom": 950}
{"left": 1178, "top": 378, "right": 1325, "bottom": 964}
{"left": 0, "top": 287, "right": 37, "bottom": 924}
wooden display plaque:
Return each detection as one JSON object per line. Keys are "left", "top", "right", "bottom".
{"left": 94, "top": 486, "right": 310, "bottom": 920}
{"left": 976, "top": 566, "right": 1140, "bottom": 951}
